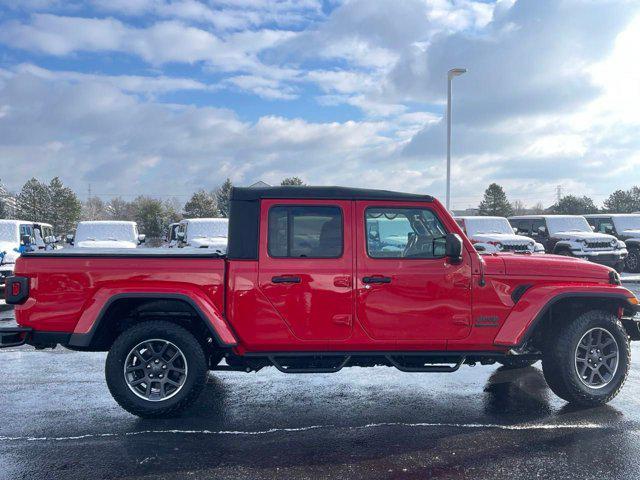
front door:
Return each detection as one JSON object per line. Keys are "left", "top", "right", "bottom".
{"left": 258, "top": 199, "right": 353, "bottom": 341}
{"left": 355, "top": 201, "right": 472, "bottom": 342}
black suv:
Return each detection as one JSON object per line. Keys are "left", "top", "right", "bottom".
{"left": 585, "top": 214, "right": 640, "bottom": 272}
{"left": 509, "top": 215, "right": 627, "bottom": 272}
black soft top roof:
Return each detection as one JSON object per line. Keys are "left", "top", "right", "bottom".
{"left": 231, "top": 186, "right": 434, "bottom": 202}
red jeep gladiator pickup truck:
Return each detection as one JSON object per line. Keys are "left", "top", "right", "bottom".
{"left": 2, "top": 186, "right": 640, "bottom": 417}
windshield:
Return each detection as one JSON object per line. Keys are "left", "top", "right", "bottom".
{"left": 0, "top": 223, "right": 19, "bottom": 243}
{"left": 463, "top": 218, "right": 513, "bottom": 236}
{"left": 546, "top": 216, "right": 591, "bottom": 234}
{"left": 75, "top": 222, "right": 137, "bottom": 243}
{"left": 613, "top": 215, "right": 640, "bottom": 232}
{"left": 187, "top": 219, "right": 228, "bottom": 239}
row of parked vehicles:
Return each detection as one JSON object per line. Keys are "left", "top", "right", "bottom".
{"left": 0, "top": 218, "right": 229, "bottom": 300}
{"left": 455, "top": 214, "right": 640, "bottom": 273}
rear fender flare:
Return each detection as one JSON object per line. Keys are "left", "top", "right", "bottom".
{"left": 68, "top": 289, "right": 237, "bottom": 348}
{"left": 494, "top": 284, "right": 635, "bottom": 347}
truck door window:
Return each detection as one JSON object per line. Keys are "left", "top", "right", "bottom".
{"left": 268, "top": 206, "right": 343, "bottom": 258}
{"left": 365, "top": 207, "right": 447, "bottom": 259}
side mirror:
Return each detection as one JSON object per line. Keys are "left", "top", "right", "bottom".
{"left": 445, "top": 233, "right": 463, "bottom": 263}
{"left": 537, "top": 226, "right": 547, "bottom": 235}
{"left": 21, "top": 235, "right": 32, "bottom": 246}
{"left": 590, "top": 225, "right": 596, "bottom": 232}
{"left": 177, "top": 231, "right": 185, "bottom": 243}
{"left": 137, "top": 234, "right": 146, "bottom": 244}
{"left": 512, "top": 227, "right": 519, "bottom": 234}
{"left": 66, "top": 234, "right": 74, "bottom": 245}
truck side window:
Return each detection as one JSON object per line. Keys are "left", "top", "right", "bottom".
{"left": 268, "top": 206, "right": 343, "bottom": 258}
{"left": 532, "top": 219, "right": 546, "bottom": 236}
{"left": 365, "top": 207, "right": 447, "bottom": 259}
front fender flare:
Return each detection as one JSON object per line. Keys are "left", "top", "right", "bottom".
{"left": 494, "top": 284, "right": 635, "bottom": 347}
{"left": 68, "top": 288, "right": 237, "bottom": 348}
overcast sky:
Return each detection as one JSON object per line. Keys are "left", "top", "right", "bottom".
{"left": 0, "top": 0, "right": 638, "bottom": 209}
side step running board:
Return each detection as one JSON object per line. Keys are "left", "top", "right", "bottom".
{"left": 385, "top": 355, "right": 466, "bottom": 373}
{"left": 268, "top": 355, "right": 351, "bottom": 374}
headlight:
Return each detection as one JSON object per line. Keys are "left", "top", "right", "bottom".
{"left": 611, "top": 239, "right": 617, "bottom": 247}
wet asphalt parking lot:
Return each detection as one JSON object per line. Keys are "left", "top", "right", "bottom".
{"left": 2, "top": 283, "right": 640, "bottom": 480}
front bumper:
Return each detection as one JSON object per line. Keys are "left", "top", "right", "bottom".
{"left": 572, "top": 250, "right": 627, "bottom": 266}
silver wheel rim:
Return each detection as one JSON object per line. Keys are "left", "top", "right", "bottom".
{"left": 574, "top": 327, "right": 619, "bottom": 389}
{"left": 124, "top": 339, "right": 188, "bottom": 402}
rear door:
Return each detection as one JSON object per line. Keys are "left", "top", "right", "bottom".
{"left": 257, "top": 199, "right": 353, "bottom": 341}
{"left": 355, "top": 201, "right": 472, "bottom": 342}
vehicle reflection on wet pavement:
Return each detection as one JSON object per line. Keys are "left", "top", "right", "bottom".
{"left": 2, "top": 303, "right": 640, "bottom": 479}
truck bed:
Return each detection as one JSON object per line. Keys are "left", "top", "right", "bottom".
{"left": 13, "top": 253, "right": 227, "bottom": 334}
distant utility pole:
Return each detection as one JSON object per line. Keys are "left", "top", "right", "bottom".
{"left": 88, "top": 183, "right": 92, "bottom": 201}
{"left": 556, "top": 185, "right": 563, "bottom": 203}
{"left": 446, "top": 67, "right": 467, "bottom": 211}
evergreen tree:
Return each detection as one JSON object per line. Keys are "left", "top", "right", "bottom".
{"left": 478, "top": 183, "right": 513, "bottom": 217}
{"left": 0, "top": 197, "right": 6, "bottom": 219}
{"left": 604, "top": 188, "right": 640, "bottom": 213}
{"left": 281, "top": 177, "right": 305, "bottom": 186}
{"left": 16, "top": 178, "right": 50, "bottom": 222}
{"left": 549, "top": 195, "right": 598, "bottom": 215}
{"left": 48, "top": 177, "right": 81, "bottom": 233}
{"left": 214, "top": 178, "right": 233, "bottom": 217}
{"left": 131, "top": 196, "right": 165, "bottom": 240}
{"left": 184, "top": 190, "right": 218, "bottom": 218}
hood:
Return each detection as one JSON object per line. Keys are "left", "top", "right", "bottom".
{"left": 621, "top": 229, "right": 640, "bottom": 239}
{"left": 499, "top": 253, "right": 612, "bottom": 280}
{"left": 0, "top": 241, "right": 20, "bottom": 263}
{"left": 75, "top": 240, "right": 138, "bottom": 249}
{"left": 553, "top": 231, "right": 616, "bottom": 242}
{"left": 189, "top": 237, "right": 228, "bottom": 251}
{"left": 471, "top": 233, "right": 533, "bottom": 244}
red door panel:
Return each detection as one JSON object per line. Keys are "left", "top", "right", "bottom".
{"left": 355, "top": 200, "right": 472, "bottom": 342}
{"left": 257, "top": 199, "right": 353, "bottom": 341}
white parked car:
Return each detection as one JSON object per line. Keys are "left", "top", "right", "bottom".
{"left": 455, "top": 216, "right": 545, "bottom": 254}
{"left": 68, "top": 221, "right": 145, "bottom": 249}
{"left": 0, "top": 220, "right": 38, "bottom": 299}
{"left": 33, "top": 222, "right": 60, "bottom": 251}
{"left": 176, "top": 218, "right": 228, "bottom": 253}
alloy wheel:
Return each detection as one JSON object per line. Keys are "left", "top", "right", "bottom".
{"left": 124, "top": 339, "right": 188, "bottom": 401}
{"left": 574, "top": 327, "right": 619, "bottom": 389}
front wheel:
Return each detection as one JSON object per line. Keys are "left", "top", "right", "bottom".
{"left": 542, "top": 310, "right": 630, "bottom": 406}
{"left": 625, "top": 249, "right": 640, "bottom": 273}
{"left": 105, "top": 321, "right": 208, "bottom": 418}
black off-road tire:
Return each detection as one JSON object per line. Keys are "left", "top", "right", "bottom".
{"left": 497, "top": 357, "right": 538, "bottom": 369}
{"left": 542, "top": 310, "right": 630, "bottom": 406}
{"left": 625, "top": 249, "right": 640, "bottom": 273}
{"left": 105, "top": 321, "right": 208, "bottom": 418}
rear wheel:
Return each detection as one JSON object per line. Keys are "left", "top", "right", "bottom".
{"left": 625, "top": 249, "right": 640, "bottom": 273}
{"left": 542, "top": 310, "right": 630, "bottom": 406}
{"left": 105, "top": 321, "right": 208, "bottom": 418}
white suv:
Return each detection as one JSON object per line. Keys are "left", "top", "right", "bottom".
{"left": 455, "top": 216, "right": 544, "bottom": 254}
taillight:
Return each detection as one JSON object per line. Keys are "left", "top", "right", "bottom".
{"left": 5, "top": 276, "right": 29, "bottom": 305}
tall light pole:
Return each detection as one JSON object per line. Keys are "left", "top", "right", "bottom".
{"left": 446, "top": 67, "right": 466, "bottom": 212}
